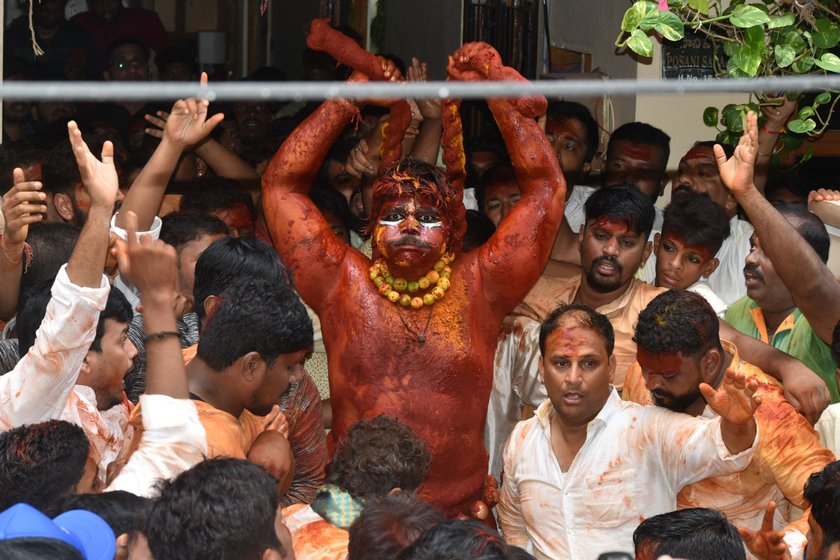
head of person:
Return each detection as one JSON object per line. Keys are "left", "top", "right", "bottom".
{"left": 633, "top": 507, "right": 745, "bottom": 560}
{"left": 327, "top": 415, "right": 431, "bottom": 500}
{"left": 42, "top": 137, "right": 125, "bottom": 226}
{"left": 347, "top": 492, "right": 444, "bottom": 560}
{"left": 655, "top": 190, "right": 730, "bottom": 290}
{"left": 180, "top": 178, "right": 257, "bottom": 237}
{"left": 32, "top": 0, "right": 68, "bottom": 32}
{"left": 32, "top": 101, "right": 77, "bottom": 131}
{"left": 232, "top": 100, "right": 275, "bottom": 145}
{"left": 544, "top": 101, "right": 599, "bottom": 186}
{"left": 604, "top": 122, "right": 670, "bottom": 201}
{"left": 103, "top": 38, "right": 150, "bottom": 82}
{"left": 323, "top": 138, "right": 362, "bottom": 202}
{"left": 86, "top": 0, "right": 123, "bottom": 23}
{"left": 156, "top": 47, "right": 198, "bottom": 82}
{"left": 634, "top": 290, "right": 723, "bottom": 415}
{"left": 365, "top": 157, "right": 466, "bottom": 274}
{"left": 0, "top": 503, "right": 116, "bottom": 560}
{"left": 462, "top": 209, "right": 496, "bottom": 252}
{"left": 475, "top": 163, "right": 520, "bottom": 227}
{"left": 159, "top": 211, "right": 229, "bottom": 310}
{"left": 50, "top": 491, "right": 151, "bottom": 560}
{"left": 538, "top": 304, "right": 616, "bottom": 428}
{"left": 580, "top": 184, "right": 654, "bottom": 295}
{"left": 0, "top": 147, "right": 47, "bottom": 191}
{"left": 17, "top": 283, "right": 136, "bottom": 411}
{"left": 0, "top": 421, "right": 91, "bottom": 512}
{"left": 2, "top": 58, "right": 33, "bottom": 127}
{"left": 804, "top": 461, "right": 840, "bottom": 560}
{"left": 193, "top": 236, "right": 293, "bottom": 328}
{"left": 465, "top": 136, "right": 506, "bottom": 184}
{"left": 197, "top": 278, "right": 312, "bottom": 415}
{"left": 146, "top": 458, "right": 289, "bottom": 560}
{"left": 396, "top": 519, "right": 509, "bottom": 560}
{"left": 744, "top": 202, "right": 829, "bottom": 313}
{"left": 674, "top": 141, "right": 738, "bottom": 218}
{"left": 310, "top": 185, "right": 352, "bottom": 245}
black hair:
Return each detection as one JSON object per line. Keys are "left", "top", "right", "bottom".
{"left": 348, "top": 492, "right": 444, "bottom": 560}
{"left": 539, "top": 303, "right": 615, "bottom": 356}
{"left": 146, "top": 458, "right": 284, "bottom": 560}
{"left": 197, "top": 277, "right": 312, "bottom": 371}
{"left": 584, "top": 183, "right": 656, "bottom": 239}
{"left": 662, "top": 191, "right": 730, "bottom": 256}
{"left": 463, "top": 209, "right": 496, "bottom": 252}
{"left": 694, "top": 140, "right": 735, "bottom": 159}
{"left": 0, "top": 148, "right": 47, "bottom": 195}
{"left": 193, "top": 236, "right": 293, "bottom": 326}
{"left": 774, "top": 202, "right": 830, "bottom": 263}
{"left": 633, "top": 508, "right": 746, "bottom": 560}
{"left": 18, "top": 284, "right": 132, "bottom": 357}
{"left": 0, "top": 420, "right": 89, "bottom": 512}
{"left": 474, "top": 163, "right": 518, "bottom": 215}
{"left": 155, "top": 46, "right": 197, "bottom": 75}
{"left": 396, "top": 520, "right": 509, "bottom": 560}
{"left": 0, "top": 538, "right": 84, "bottom": 560}
{"left": 42, "top": 135, "right": 108, "bottom": 199}
{"left": 608, "top": 122, "right": 671, "bottom": 167}
{"left": 310, "top": 185, "right": 352, "bottom": 233}
{"left": 327, "top": 415, "right": 431, "bottom": 501}
{"left": 104, "top": 37, "right": 150, "bottom": 72}
{"left": 17, "top": 222, "right": 80, "bottom": 316}
{"left": 546, "top": 101, "right": 599, "bottom": 163}
{"left": 634, "top": 290, "right": 722, "bottom": 359}
{"left": 48, "top": 491, "right": 152, "bottom": 536}
{"left": 159, "top": 211, "right": 228, "bottom": 253}
{"left": 179, "top": 178, "right": 257, "bottom": 222}
{"left": 804, "top": 460, "right": 840, "bottom": 546}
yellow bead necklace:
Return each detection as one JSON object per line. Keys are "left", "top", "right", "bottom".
{"left": 369, "top": 253, "right": 454, "bottom": 308}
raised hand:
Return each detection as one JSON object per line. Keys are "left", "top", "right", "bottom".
{"left": 715, "top": 111, "right": 759, "bottom": 197}
{"left": 408, "top": 57, "right": 442, "bottom": 121}
{"left": 151, "top": 72, "right": 224, "bottom": 148}
{"left": 68, "top": 121, "right": 118, "bottom": 210}
{"left": 115, "top": 211, "right": 178, "bottom": 303}
{"left": 700, "top": 368, "right": 762, "bottom": 425}
{"left": 738, "top": 502, "right": 791, "bottom": 560}
{"left": 2, "top": 168, "right": 46, "bottom": 248}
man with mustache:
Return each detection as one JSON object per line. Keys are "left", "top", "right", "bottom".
{"left": 625, "top": 290, "right": 834, "bottom": 559}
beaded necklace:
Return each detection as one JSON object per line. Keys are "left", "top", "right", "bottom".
{"left": 369, "top": 253, "right": 454, "bottom": 308}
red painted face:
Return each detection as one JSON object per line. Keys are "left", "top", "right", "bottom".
{"left": 374, "top": 194, "right": 448, "bottom": 277}
{"left": 636, "top": 347, "right": 704, "bottom": 413}
{"left": 654, "top": 233, "right": 716, "bottom": 290}
{"left": 540, "top": 320, "right": 614, "bottom": 429}
{"left": 212, "top": 204, "right": 255, "bottom": 238}
{"left": 546, "top": 119, "right": 591, "bottom": 185}
{"left": 604, "top": 140, "right": 668, "bottom": 200}
{"left": 579, "top": 217, "right": 650, "bottom": 295}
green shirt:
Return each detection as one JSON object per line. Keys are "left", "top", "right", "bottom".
{"left": 725, "top": 297, "right": 839, "bottom": 403}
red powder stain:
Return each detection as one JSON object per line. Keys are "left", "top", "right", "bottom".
{"left": 620, "top": 143, "right": 653, "bottom": 160}
{"left": 592, "top": 216, "right": 629, "bottom": 235}
{"left": 662, "top": 233, "right": 715, "bottom": 262}
{"left": 637, "top": 347, "right": 683, "bottom": 375}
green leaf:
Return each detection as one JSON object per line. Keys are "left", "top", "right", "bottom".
{"left": 621, "top": 2, "right": 645, "bottom": 32}
{"left": 722, "top": 104, "right": 746, "bottom": 133}
{"left": 815, "top": 52, "right": 840, "bottom": 73}
{"left": 798, "top": 106, "right": 815, "bottom": 119}
{"left": 688, "top": 0, "right": 709, "bottom": 16}
{"left": 767, "top": 13, "right": 795, "bottom": 30}
{"left": 732, "top": 26, "right": 766, "bottom": 76}
{"left": 729, "top": 5, "right": 771, "bottom": 28}
{"left": 627, "top": 29, "right": 654, "bottom": 58}
{"left": 800, "top": 144, "right": 814, "bottom": 162}
{"left": 815, "top": 91, "right": 832, "bottom": 105}
{"left": 787, "top": 118, "right": 817, "bottom": 133}
{"left": 791, "top": 56, "right": 815, "bottom": 73}
{"left": 774, "top": 44, "right": 796, "bottom": 67}
{"left": 715, "top": 130, "right": 738, "bottom": 146}
{"left": 812, "top": 18, "right": 840, "bottom": 49}
{"left": 703, "top": 106, "right": 719, "bottom": 127}
{"left": 781, "top": 134, "right": 804, "bottom": 151}
{"left": 655, "top": 11, "right": 685, "bottom": 42}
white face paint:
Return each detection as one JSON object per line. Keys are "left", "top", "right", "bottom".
{"left": 378, "top": 203, "right": 443, "bottom": 229}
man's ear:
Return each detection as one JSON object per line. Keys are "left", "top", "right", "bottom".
{"left": 659, "top": 174, "right": 669, "bottom": 196}
{"left": 538, "top": 358, "right": 545, "bottom": 386}
{"left": 702, "top": 257, "right": 720, "bottom": 278}
{"left": 580, "top": 161, "right": 591, "bottom": 181}
{"left": 261, "top": 549, "right": 284, "bottom": 560}
{"left": 202, "top": 295, "right": 221, "bottom": 324}
{"left": 640, "top": 239, "right": 653, "bottom": 267}
{"left": 53, "top": 193, "right": 76, "bottom": 222}
{"left": 608, "top": 354, "right": 617, "bottom": 384}
{"left": 700, "top": 347, "right": 722, "bottom": 385}
{"left": 239, "top": 352, "right": 262, "bottom": 382}
{"left": 653, "top": 232, "right": 661, "bottom": 254}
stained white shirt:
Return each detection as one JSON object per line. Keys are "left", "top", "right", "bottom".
{"left": 497, "top": 390, "right": 757, "bottom": 559}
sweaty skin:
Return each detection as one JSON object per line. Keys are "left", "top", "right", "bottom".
{"left": 262, "top": 37, "right": 566, "bottom": 517}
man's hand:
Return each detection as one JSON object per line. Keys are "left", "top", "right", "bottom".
{"left": 2, "top": 168, "right": 46, "bottom": 247}
{"left": 715, "top": 111, "right": 759, "bottom": 198}
{"left": 149, "top": 73, "right": 224, "bottom": 149}
{"left": 809, "top": 188, "right": 840, "bottom": 203}
{"left": 700, "top": 368, "right": 762, "bottom": 425}
{"left": 761, "top": 96, "right": 797, "bottom": 134}
{"left": 68, "top": 121, "right": 119, "bottom": 210}
{"left": 408, "top": 57, "right": 442, "bottom": 121}
{"left": 779, "top": 360, "right": 830, "bottom": 425}
{"left": 115, "top": 211, "right": 178, "bottom": 304}
{"left": 263, "top": 404, "right": 290, "bottom": 438}
{"left": 345, "top": 138, "right": 378, "bottom": 178}
{"left": 739, "top": 502, "right": 792, "bottom": 560}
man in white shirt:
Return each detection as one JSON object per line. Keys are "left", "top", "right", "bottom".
{"left": 497, "top": 303, "right": 760, "bottom": 559}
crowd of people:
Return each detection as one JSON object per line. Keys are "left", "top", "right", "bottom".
{"left": 2, "top": 2, "right": 840, "bottom": 560}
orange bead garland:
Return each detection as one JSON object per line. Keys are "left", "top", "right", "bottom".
{"left": 369, "top": 253, "right": 454, "bottom": 308}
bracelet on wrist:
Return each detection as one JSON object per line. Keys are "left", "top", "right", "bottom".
{"left": 761, "top": 124, "right": 783, "bottom": 135}
{"left": 143, "top": 330, "right": 180, "bottom": 344}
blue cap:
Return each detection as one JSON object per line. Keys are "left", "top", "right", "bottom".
{"left": 0, "top": 503, "right": 116, "bottom": 560}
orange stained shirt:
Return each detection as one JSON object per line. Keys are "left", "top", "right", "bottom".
{"left": 624, "top": 340, "right": 835, "bottom": 555}
{"left": 515, "top": 275, "right": 665, "bottom": 389}
{"left": 283, "top": 503, "right": 349, "bottom": 560}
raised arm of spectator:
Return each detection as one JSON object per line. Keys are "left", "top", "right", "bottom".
{"left": 753, "top": 97, "right": 797, "bottom": 195}
{"left": 716, "top": 111, "right": 840, "bottom": 345}
{"left": 407, "top": 57, "right": 443, "bottom": 165}
{"left": 117, "top": 73, "right": 224, "bottom": 232}
{"left": 0, "top": 170, "right": 45, "bottom": 319}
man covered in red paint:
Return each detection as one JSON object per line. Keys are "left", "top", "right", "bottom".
{"left": 261, "top": 38, "right": 566, "bottom": 518}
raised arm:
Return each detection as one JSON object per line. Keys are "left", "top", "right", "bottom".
{"left": 700, "top": 368, "right": 760, "bottom": 454}
{"left": 451, "top": 43, "right": 567, "bottom": 312}
{"left": 716, "top": 111, "right": 840, "bottom": 345}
